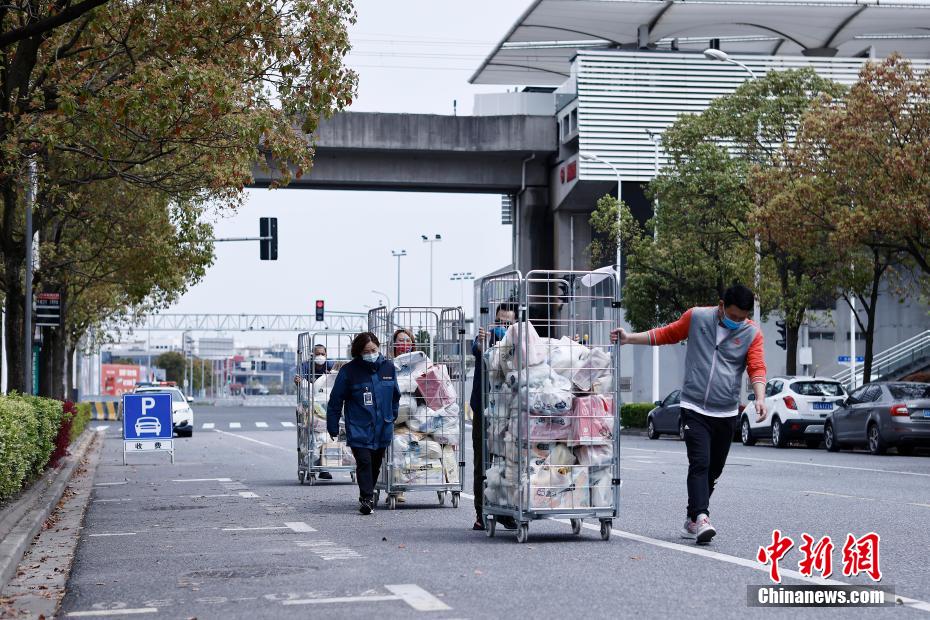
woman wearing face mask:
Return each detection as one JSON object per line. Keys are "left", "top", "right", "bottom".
{"left": 392, "top": 328, "right": 416, "bottom": 357}
{"left": 326, "top": 332, "right": 400, "bottom": 515}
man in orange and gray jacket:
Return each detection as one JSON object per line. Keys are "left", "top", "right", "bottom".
{"left": 612, "top": 284, "right": 768, "bottom": 544}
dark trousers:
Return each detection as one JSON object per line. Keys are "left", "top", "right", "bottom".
{"left": 471, "top": 402, "right": 484, "bottom": 521}
{"left": 682, "top": 408, "right": 737, "bottom": 521}
{"left": 350, "top": 447, "right": 385, "bottom": 502}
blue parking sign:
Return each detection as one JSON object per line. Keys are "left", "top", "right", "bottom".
{"left": 123, "top": 393, "right": 173, "bottom": 440}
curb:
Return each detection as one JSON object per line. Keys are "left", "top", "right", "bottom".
{"left": 0, "top": 429, "right": 101, "bottom": 591}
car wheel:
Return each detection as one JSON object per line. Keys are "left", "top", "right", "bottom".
{"left": 771, "top": 418, "right": 788, "bottom": 449}
{"left": 741, "top": 417, "right": 756, "bottom": 446}
{"left": 867, "top": 423, "right": 887, "bottom": 455}
{"left": 646, "top": 418, "right": 660, "bottom": 440}
{"left": 824, "top": 423, "right": 840, "bottom": 452}
{"left": 679, "top": 419, "right": 686, "bottom": 441}
{"left": 897, "top": 444, "right": 914, "bottom": 456}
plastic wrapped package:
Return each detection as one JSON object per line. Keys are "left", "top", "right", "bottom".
{"left": 441, "top": 445, "right": 460, "bottom": 484}
{"left": 545, "top": 443, "right": 576, "bottom": 467}
{"left": 396, "top": 394, "right": 417, "bottom": 424}
{"left": 501, "top": 320, "right": 547, "bottom": 367}
{"left": 571, "top": 347, "right": 613, "bottom": 392}
{"left": 523, "top": 414, "right": 572, "bottom": 441}
{"left": 394, "top": 351, "right": 430, "bottom": 393}
{"left": 545, "top": 337, "right": 591, "bottom": 381}
{"left": 506, "top": 363, "right": 571, "bottom": 391}
{"left": 415, "top": 364, "right": 457, "bottom": 410}
{"left": 529, "top": 465, "right": 574, "bottom": 509}
{"left": 591, "top": 374, "right": 613, "bottom": 395}
{"left": 311, "top": 372, "right": 338, "bottom": 404}
{"left": 571, "top": 394, "right": 615, "bottom": 445}
{"left": 589, "top": 466, "right": 613, "bottom": 507}
{"left": 519, "top": 379, "right": 574, "bottom": 416}
{"left": 575, "top": 444, "right": 613, "bottom": 467}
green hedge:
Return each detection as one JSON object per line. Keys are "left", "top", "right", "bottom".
{"left": 71, "top": 403, "right": 92, "bottom": 444}
{"left": 621, "top": 402, "right": 655, "bottom": 429}
{"left": 0, "top": 394, "right": 66, "bottom": 501}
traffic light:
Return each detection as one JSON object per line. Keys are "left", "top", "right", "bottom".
{"left": 775, "top": 320, "right": 787, "bottom": 350}
{"left": 315, "top": 299, "right": 325, "bottom": 322}
{"left": 259, "top": 217, "right": 278, "bottom": 260}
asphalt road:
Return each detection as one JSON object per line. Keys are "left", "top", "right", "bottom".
{"left": 57, "top": 405, "right": 930, "bottom": 619}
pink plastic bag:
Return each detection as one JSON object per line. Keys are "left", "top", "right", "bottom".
{"left": 571, "top": 395, "right": 614, "bottom": 445}
{"left": 415, "top": 363, "right": 457, "bottom": 411}
{"left": 527, "top": 414, "right": 572, "bottom": 441}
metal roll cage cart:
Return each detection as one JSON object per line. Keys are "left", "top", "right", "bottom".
{"left": 480, "top": 270, "right": 622, "bottom": 543}
{"left": 368, "top": 306, "right": 467, "bottom": 510}
{"left": 296, "top": 330, "right": 358, "bottom": 485}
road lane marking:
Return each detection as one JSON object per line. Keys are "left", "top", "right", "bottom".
{"left": 94, "top": 425, "right": 109, "bottom": 432}
{"left": 624, "top": 446, "right": 930, "bottom": 477}
{"left": 171, "top": 478, "right": 232, "bottom": 482}
{"left": 213, "top": 428, "right": 289, "bottom": 452}
{"left": 229, "top": 422, "right": 241, "bottom": 429}
{"left": 190, "top": 494, "right": 237, "bottom": 498}
{"left": 285, "top": 521, "right": 316, "bottom": 532}
{"left": 202, "top": 423, "right": 215, "bottom": 429}
{"left": 282, "top": 595, "right": 399, "bottom": 606}
{"left": 222, "top": 522, "right": 315, "bottom": 532}
{"left": 281, "top": 421, "right": 295, "bottom": 427}
{"left": 296, "top": 540, "right": 362, "bottom": 560}
{"left": 385, "top": 584, "right": 451, "bottom": 611}
{"left": 94, "top": 482, "right": 127, "bottom": 487}
{"left": 255, "top": 421, "right": 268, "bottom": 428}
{"left": 239, "top": 491, "right": 259, "bottom": 498}
{"left": 460, "top": 492, "right": 930, "bottom": 614}
{"left": 88, "top": 532, "right": 137, "bottom": 537}
{"left": 66, "top": 609, "right": 157, "bottom": 617}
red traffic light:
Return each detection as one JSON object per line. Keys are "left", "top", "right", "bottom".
{"left": 315, "top": 300, "right": 324, "bottom": 308}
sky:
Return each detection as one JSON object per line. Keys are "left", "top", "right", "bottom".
{"left": 164, "top": 1, "right": 532, "bottom": 346}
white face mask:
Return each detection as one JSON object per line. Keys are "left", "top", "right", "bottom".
{"left": 362, "top": 352, "right": 379, "bottom": 363}
{"left": 313, "top": 355, "right": 326, "bottom": 365}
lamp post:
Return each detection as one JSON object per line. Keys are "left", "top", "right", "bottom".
{"left": 579, "top": 152, "right": 622, "bottom": 288}
{"left": 392, "top": 250, "right": 406, "bottom": 307}
{"left": 372, "top": 289, "right": 392, "bottom": 310}
{"left": 645, "top": 128, "right": 663, "bottom": 403}
{"left": 704, "top": 48, "right": 762, "bottom": 324}
{"left": 421, "top": 234, "right": 442, "bottom": 306}
{"left": 449, "top": 272, "right": 474, "bottom": 310}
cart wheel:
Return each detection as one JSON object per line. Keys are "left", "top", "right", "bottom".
{"left": 485, "top": 517, "right": 496, "bottom": 538}
{"left": 387, "top": 495, "right": 397, "bottom": 510}
{"left": 307, "top": 474, "right": 316, "bottom": 486}
{"left": 438, "top": 491, "right": 446, "bottom": 506}
{"left": 452, "top": 493, "right": 460, "bottom": 508}
{"left": 298, "top": 471, "right": 305, "bottom": 485}
{"left": 350, "top": 472, "right": 356, "bottom": 483}
{"left": 516, "top": 523, "right": 529, "bottom": 544}
{"left": 600, "top": 520, "right": 612, "bottom": 541}
{"left": 571, "top": 519, "right": 582, "bottom": 535}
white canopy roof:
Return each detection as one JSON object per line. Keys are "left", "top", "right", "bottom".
{"left": 471, "top": 0, "right": 930, "bottom": 84}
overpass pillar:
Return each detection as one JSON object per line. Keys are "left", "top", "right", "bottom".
{"left": 514, "top": 187, "right": 552, "bottom": 273}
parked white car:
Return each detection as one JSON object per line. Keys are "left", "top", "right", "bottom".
{"left": 741, "top": 376, "right": 847, "bottom": 449}
{"left": 133, "top": 386, "right": 194, "bottom": 437}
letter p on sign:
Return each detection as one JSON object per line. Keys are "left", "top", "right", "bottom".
{"left": 142, "top": 397, "right": 156, "bottom": 415}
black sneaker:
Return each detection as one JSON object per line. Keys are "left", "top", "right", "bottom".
{"left": 359, "top": 499, "right": 373, "bottom": 515}
{"left": 318, "top": 471, "right": 333, "bottom": 480}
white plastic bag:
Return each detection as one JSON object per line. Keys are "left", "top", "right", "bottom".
{"left": 546, "top": 337, "right": 591, "bottom": 381}
{"left": 575, "top": 444, "right": 613, "bottom": 466}
{"left": 394, "top": 351, "right": 430, "bottom": 393}
{"left": 501, "top": 320, "right": 546, "bottom": 367}
{"left": 572, "top": 347, "right": 613, "bottom": 392}
{"left": 396, "top": 394, "right": 416, "bottom": 425}
{"left": 506, "top": 362, "right": 572, "bottom": 391}
{"left": 520, "top": 379, "right": 574, "bottom": 416}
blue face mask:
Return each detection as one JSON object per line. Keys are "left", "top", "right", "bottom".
{"left": 721, "top": 313, "right": 744, "bottom": 330}
{"left": 490, "top": 326, "right": 507, "bottom": 341}
{"left": 362, "top": 352, "right": 380, "bottom": 364}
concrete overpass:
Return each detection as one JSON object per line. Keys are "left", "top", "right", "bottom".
{"left": 250, "top": 112, "right": 559, "bottom": 270}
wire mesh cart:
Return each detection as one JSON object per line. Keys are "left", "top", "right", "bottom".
{"left": 479, "top": 270, "right": 621, "bottom": 543}
{"left": 368, "top": 306, "right": 467, "bottom": 510}
{"left": 296, "top": 330, "right": 358, "bottom": 485}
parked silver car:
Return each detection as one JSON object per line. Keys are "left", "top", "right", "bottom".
{"left": 823, "top": 382, "right": 930, "bottom": 455}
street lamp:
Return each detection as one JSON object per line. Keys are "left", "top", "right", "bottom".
{"left": 372, "top": 289, "right": 392, "bottom": 310}
{"left": 704, "top": 47, "right": 762, "bottom": 324}
{"left": 449, "top": 272, "right": 474, "bottom": 310}
{"left": 645, "top": 128, "right": 663, "bottom": 403}
{"left": 421, "top": 234, "right": 442, "bottom": 306}
{"left": 579, "top": 152, "right": 622, "bottom": 289}
{"left": 392, "top": 250, "right": 406, "bottom": 307}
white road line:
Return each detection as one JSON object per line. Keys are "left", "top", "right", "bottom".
{"left": 67, "top": 609, "right": 157, "bottom": 617}
{"left": 238, "top": 491, "right": 259, "bottom": 499}
{"left": 282, "top": 595, "right": 400, "bottom": 606}
{"left": 94, "top": 425, "right": 109, "bottom": 432}
{"left": 222, "top": 526, "right": 290, "bottom": 532}
{"left": 88, "top": 532, "right": 137, "bottom": 538}
{"left": 229, "top": 422, "right": 241, "bottom": 429}
{"left": 171, "top": 478, "right": 232, "bottom": 482}
{"left": 285, "top": 521, "right": 316, "bottom": 532}
{"left": 213, "top": 428, "right": 290, "bottom": 452}
{"left": 202, "top": 422, "right": 215, "bottom": 429}
{"left": 624, "top": 446, "right": 930, "bottom": 478}
{"left": 911, "top": 503, "right": 930, "bottom": 508}
{"left": 94, "top": 498, "right": 131, "bottom": 503}
{"left": 803, "top": 490, "right": 876, "bottom": 501}
{"left": 255, "top": 421, "right": 268, "bottom": 428}
{"left": 281, "top": 421, "right": 295, "bottom": 427}
{"left": 385, "top": 584, "right": 451, "bottom": 611}
{"left": 190, "top": 494, "right": 237, "bottom": 498}
{"left": 459, "top": 492, "right": 930, "bottom": 614}
{"left": 94, "top": 482, "right": 127, "bottom": 487}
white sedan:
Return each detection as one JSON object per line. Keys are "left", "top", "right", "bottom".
{"left": 133, "top": 386, "right": 195, "bottom": 437}
{"left": 741, "top": 376, "right": 847, "bottom": 449}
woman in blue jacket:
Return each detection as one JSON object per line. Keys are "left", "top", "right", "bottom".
{"left": 327, "top": 332, "right": 400, "bottom": 514}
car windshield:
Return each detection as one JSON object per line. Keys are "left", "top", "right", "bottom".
{"left": 137, "top": 389, "right": 185, "bottom": 403}
{"left": 791, "top": 381, "right": 845, "bottom": 397}
{"left": 888, "top": 384, "right": 930, "bottom": 400}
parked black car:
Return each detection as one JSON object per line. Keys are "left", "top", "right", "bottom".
{"left": 824, "top": 382, "right": 930, "bottom": 455}
{"left": 647, "top": 390, "right": 684, "bottom": 440}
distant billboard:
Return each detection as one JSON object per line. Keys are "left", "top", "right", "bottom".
{"left": 198, "top": 337, "right": 235, "bottom": 360}
{"left": 101, "top": 364, "right": 141, "bottom": 396}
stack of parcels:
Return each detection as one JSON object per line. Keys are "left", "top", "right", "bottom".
{"left": 483, "top": 321, "right": 615, "bottom": 511}
{"left": 308, "top": 372, "right": 355, "bottom": 467}
{"left": 391, "top": 351, "right": 461, "bottom": 486}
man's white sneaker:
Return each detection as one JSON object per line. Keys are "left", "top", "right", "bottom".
{"left": 681, "top": 518, "right": 698, "bottom": 539}
{"left": 695, "top": 513, "right": 716, "bottom": 544}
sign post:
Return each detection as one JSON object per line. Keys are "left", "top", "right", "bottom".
{"left": 122, "top": 393, "right": 174, "bottom": 464}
